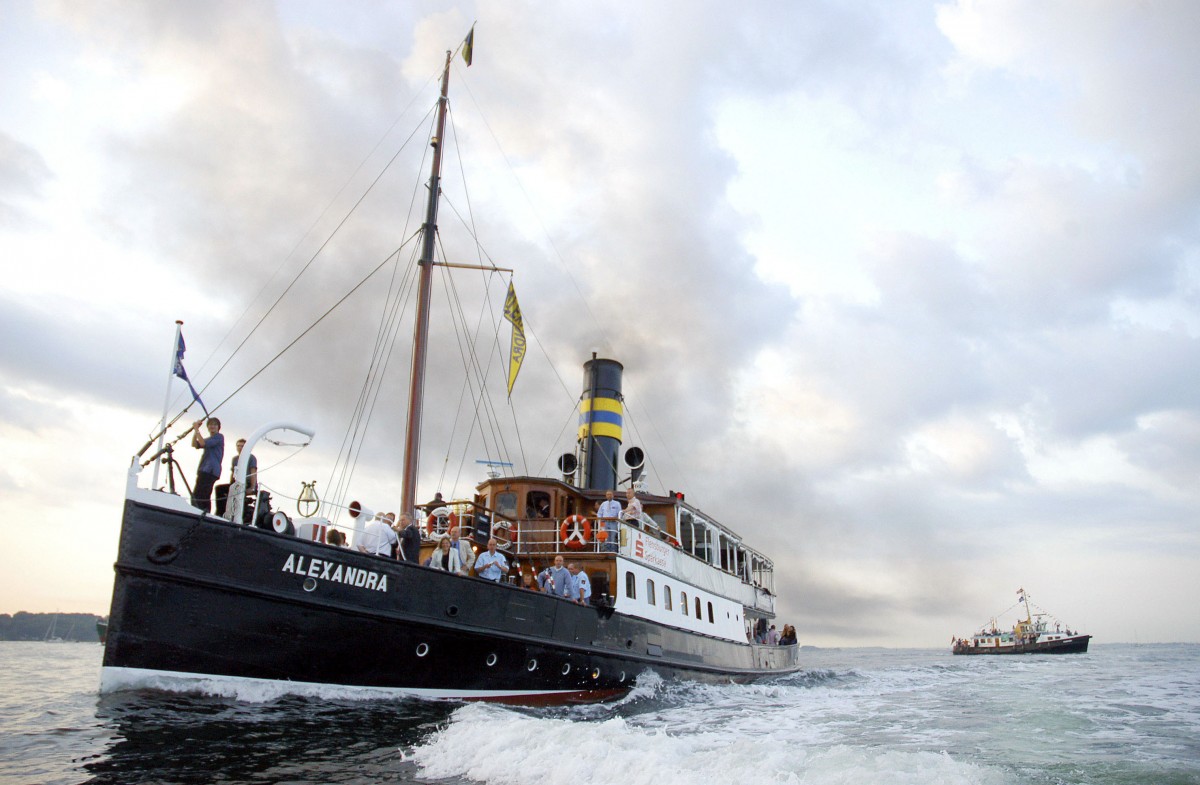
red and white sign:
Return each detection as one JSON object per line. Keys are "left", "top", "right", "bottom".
{"left": 624, "top": 529, "right": 675, "bottom": 571}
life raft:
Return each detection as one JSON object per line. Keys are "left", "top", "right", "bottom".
{"left": 561, "top": 515, "right": 591, "bottom": 550}
{"left": 426, "top": 507, "right": 458, "bottom": 535}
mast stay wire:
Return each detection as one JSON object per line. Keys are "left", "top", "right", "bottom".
{"left": 189, "top": 70, "right": 442, "bottom": 385}
{"left": 185, "top": 101, "right": 441, "bottom": 426}
{"left": 434, "top": 98, "right": 579, "bottom": 483}
{"left": 326, "top": 242, "right": 423, "bottom": 520}
{"left": 440, "top": 102, "right": 531, "bottom": 484}
{"left": 453, "top": 69, "right": 615, "bottom": 362}
{"left": 201, "top": 234, "right": 421, "bottom": 418}
{"left": 324, "top": 107, "right": 444, "bottom": 518}
{"left": 452, "top": 66, "right": 687, "bottom": 494}
{"left": 434, "top": 233, "right": 514, "bottom": 493}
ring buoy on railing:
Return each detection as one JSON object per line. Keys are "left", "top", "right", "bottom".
{"left": 560, "top": 515, "right": 591, "bottom": 550}
{"left": 426, "top": 506, "right": 458, "bottom": 536}
{"left": 491, "top": 519, "right": 517, "bottom": 544}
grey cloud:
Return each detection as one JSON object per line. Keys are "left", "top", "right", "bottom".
{"left": 0, "top": 132, "right": 53, "bottom": 229}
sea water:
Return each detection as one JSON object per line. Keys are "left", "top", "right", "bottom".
{"left": 1, "top": 642, "right": 1197, "bottom": 784}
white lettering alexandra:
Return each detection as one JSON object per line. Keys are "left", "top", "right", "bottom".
{"left": 280, "top": 553, "right": 387, "bottom": 592}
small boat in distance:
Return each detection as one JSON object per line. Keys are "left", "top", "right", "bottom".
{"left": 952, "top": 588, "right": 1090, "bottom": 655}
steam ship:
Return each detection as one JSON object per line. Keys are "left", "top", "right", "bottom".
{"left": 101, "top": 37, "right": 800, "bottom": 702}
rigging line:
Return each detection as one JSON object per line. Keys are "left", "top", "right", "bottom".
{"left": 439, "top": 110, "right": 522, "bottom": 486}
{"left": 190, "top": 101, "right": 440, "bottom": 409}
{"left": 436, "top": 137, "right": 584, "bottom": 478}
{"left": 622, "top": 393, "right": 689, "bottom": 494}
{"left": 325, "top": 124, "right": 436, "bottom": 514}
{"left": 436, "top": 261, "right": 489, "bottom": 493}
{"left": 203, "top": 235, "right": 420, "bottom": 420}
{"left": 326, "top": 244, "right": 422, "bottom": 519}
{"left": 454, "top": 74, "right": 616, "bottom": 357}
{"left": 619, "top": 401, "right": 667, "bottom": 493}
{"left": 533, "top": 400, "right": 582, "bottom": 478}
{"left": 191, "top": 70, "right": 442, "bottom": 384}
{"left": 330, "top": 243, "right": 422, "bottom": 516}
{"left": 436, "top": 235, "right": 511, "bottom": 480}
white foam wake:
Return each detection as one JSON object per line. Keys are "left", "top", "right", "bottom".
{"left": 408, "top": 702, "right": 1012, "bottom": 785}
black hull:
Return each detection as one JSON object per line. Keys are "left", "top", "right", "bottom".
{"left": 953, "top": 636, "right": 1091, "bottom": 655}
{"left": 104, "top": 498, "right": 799, "bottom": 701}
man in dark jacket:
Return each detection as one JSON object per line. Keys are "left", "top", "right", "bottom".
{"left": 398, "top": 512, "right": 422, "bottom": 563}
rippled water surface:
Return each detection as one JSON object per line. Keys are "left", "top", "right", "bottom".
{"left": 1, "top": 642, "right": 1197, "bottom": 784}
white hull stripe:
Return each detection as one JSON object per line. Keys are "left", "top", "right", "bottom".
{"left": 99, "top": 666, "right": 583, "bottom": 701}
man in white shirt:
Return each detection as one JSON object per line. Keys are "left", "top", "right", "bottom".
{"left": 596, "top": 490, "right": 622, "bottom": 553}
{"left": 474, "top": 538, "right": 509, "bottom": 582}
{"left": 358, "top": 512, "right": 398, "bottom": 557}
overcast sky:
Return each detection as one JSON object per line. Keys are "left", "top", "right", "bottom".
{"left": 2, "top": 1, "right": 1198, "bottom": 647}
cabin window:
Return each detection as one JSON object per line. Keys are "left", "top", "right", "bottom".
{"left": 652, "top": 513, "right": 667, "bottom": 532}
{"left": 681, "top": 592, "right": 688, "bottom": 616}
{"left": 625, "top": 571, "right": 636, "bottom": 600}
{"left": 707, "top": 602, "right": 714, "bottom": 623}
{"left": 695, "top": 596, "right": 702, "bottom": 618}
{"left": 495, "top": 492, "right": 517, "bottom": 520}
{"left": 527, "top": 491, "right": 551, "bottom": 518}
{"left": 646, "top": 578, "right": 656, "bottom": 606}
{"left": 664, "top": 586, "right": 673, "bottom": 611}
{"left": 680, "top": 511, "right": 695, "bottom": 552}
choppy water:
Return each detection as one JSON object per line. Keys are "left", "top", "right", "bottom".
{"left": 1, "top": 642, "right": 1197, "bottom": 784}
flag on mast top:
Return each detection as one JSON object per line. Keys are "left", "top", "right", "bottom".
{"left": 462, "top": 24, "right": 475, "bottom": 66}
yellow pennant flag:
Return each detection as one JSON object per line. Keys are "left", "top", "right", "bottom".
{"left": 462, "top": 25, "right": 475, "bottom": 67}
{"left": 503, "top": 282, "right": 525, "bottom": 396}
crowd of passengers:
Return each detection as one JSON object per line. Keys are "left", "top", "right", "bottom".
{"left": 325, "top": 506, "right": 597, "bottom": 604}
{"left": 751, "top": 617, "right": 797, "bottom": 646}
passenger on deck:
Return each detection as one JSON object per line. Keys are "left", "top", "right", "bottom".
{"left": 754, "top": 617, "right": 768, "bottom": 644}
{"left": 420, "top": 492, "right": 446, "bottom": 514}
{"left": 567, "top": 562, "right": 591, "bottom": 604}
{"left": 359, "top": 512, "right": 398, "bottom": 557}
{"left": 190, "top": 417, "right": 224, "bottom": 514}
{"left": 425, "top": 536, "right": 464, "bottom": 572}
{"left": 325, "top": 529, "right": 346, "bottom": 547}
{"left": 520, "top": 573, "right": 538, "bottom": 591}
{"left": 231, "top": 438, "right": 258, "bottom": 492}
{"left": 474, "top": 538, "right": 509, "bottom": 582}
{"left": 398, "top": 513, "right": 421, "bottom": 563}
{"left": 766, "top": 625, "right": 780, "bottom": 645}
{"left": 779, "top": 625, "right": 797, "bottom": 645}
{"left": 543, "top": 555, "right": 574, "bottom": 599}
{"left": 621, "top": 488, "right": 642, "bottom": 524}
{"left": 446, "top": 527, "right": 476, "bottom": 576}
{"left": 596, "top": 490, "right": 622, "bottom": 553}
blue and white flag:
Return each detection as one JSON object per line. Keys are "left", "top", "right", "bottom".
{"left": 173, "top": 332, "right": 209, "bottom": 416}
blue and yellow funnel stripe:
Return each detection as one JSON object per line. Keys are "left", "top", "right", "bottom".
{"left": 578, "top": 396, "right": 622, "bottom": 441}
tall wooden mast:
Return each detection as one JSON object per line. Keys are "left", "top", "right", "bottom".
{"left": 401, "top": 50, "right": 452, "bottom": 516}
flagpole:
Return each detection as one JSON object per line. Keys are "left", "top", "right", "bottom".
{"left": 152, "top": 320, "right": 184, "bottom": 489}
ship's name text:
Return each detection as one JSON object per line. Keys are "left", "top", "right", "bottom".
{"left": 281, "top": 554, "right": 388, "bottom": 592}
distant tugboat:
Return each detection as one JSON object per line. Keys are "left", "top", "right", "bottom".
{"left": 952, "top": 588, "right": 1090, "bottom": 655}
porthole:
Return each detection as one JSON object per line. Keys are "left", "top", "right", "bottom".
{"left": 446, "top": 605, "right": 459, "bottom": 617}
{"left": 416, "top": 643, "right": 429, "bottom": 657}
{"left": 147, "top": 543, "right": 179, "bottom": 565}
{"left": 561, "top": 663, "right": 571, "bottom": 675}
{"left": 591, "top": 668, "right": 601, "bottom": 680}
{"left": 486, "top": 653, "right": 498, "bottom": 667}
{"left": 302, "top": 577, "right": 317, "bottom": 592}
{"left": 526, "top": 658, "right": 538, "bottom": 671}
{"left": 618, "top": 671, "right": 626, "bottom": 683}
{"left": 625, "top": 639, "right": 633, "bottom": 649}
